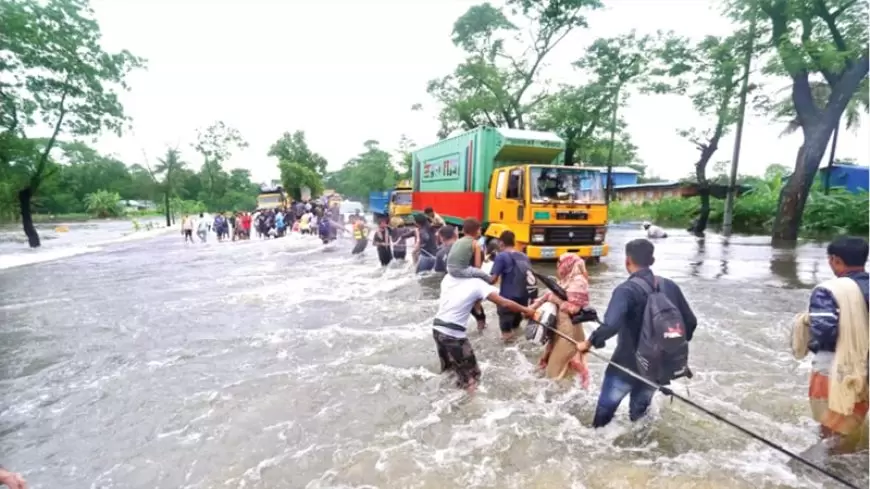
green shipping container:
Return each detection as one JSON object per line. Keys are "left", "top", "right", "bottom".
{"left": 411, "top": 127, "right": 565, "bottom": 224}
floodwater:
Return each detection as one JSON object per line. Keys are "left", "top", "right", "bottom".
{"left": 0, "top": 224, "right": 866, "bottom": 489}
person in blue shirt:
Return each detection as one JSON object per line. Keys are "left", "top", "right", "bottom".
{"left": 434, "top": 226, "right": 458, "bottom": 273}
{"left": 490, "top": 230, "right": 536, "bottom": 341}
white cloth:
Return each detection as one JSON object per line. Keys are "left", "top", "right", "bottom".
{"left": 433, "top": 274, "right": 498, "bottom": 339}
{"left": 646, "top": 224, "right": 667, "bottom": 239}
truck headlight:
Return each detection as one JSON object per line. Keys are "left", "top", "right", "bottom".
{"left": 594, "top": 227, "right": 606, "bottom": 243}
{"left": 531, "top": 227, "right": 545, "bottom": 243}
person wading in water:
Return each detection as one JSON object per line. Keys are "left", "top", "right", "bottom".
{"left": 413, "top": 213, "right": 438, "bottom": 272}
{"left": 351, "top": 218, "right": 368, "bottom": 255}
{"left": 373, "top": 219, "right": 393, "bottom": 266}
{"left": 490, "top": 230, "right": 537, "bottom": 342}
{"left": 792, "top": 236, "right": 869, "bottom": 455}
{"left": 432, "top": 269, "right": 539, "bottom": 393}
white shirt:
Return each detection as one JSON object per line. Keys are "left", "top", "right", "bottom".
{"left": 433, "top": 274, "right": 499, "bottom": 339}
{"left": 646, "top": 225, "right": 667, "bottom": 239}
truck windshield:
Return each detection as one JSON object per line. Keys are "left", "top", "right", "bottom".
{"left": 258, "top": 194, "right": 281, "bottom": 206}
{"left": 392, "top": 192, "right": 412, "bottom": 205}
{"left": 529, "top": 167, "right": 604, "bottom": 204}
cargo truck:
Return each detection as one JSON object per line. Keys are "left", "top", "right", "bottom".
{"left": 257, "top": 186, "right": 290, "bottom": 210}
{"left": 411, "top": 127, "right": 609, "bottom": 261}
{"left": 368, "top": 180, "right": 414, "bottom": 224}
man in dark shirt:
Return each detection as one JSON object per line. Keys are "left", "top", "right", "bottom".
{"left": 490, "top": 230, "right": 535, "bottom": 340}
{"left": 434, "top": 226, "right": 457, "bottom": 273}
{"left": 577, "top": 238, "right": 697, "bottom": 428}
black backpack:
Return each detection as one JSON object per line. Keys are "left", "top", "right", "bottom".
{"left": 630, "top": 276, "right": 691, "bottom": 384}
{"left": 507, "top": 252, "right": 537, "bottom": 301}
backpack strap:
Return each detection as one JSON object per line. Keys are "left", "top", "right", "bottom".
{"left": 630, "top": 275, "right": 657, "bottom": 294}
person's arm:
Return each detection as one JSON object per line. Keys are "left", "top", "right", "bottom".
{"left": 0, "top": 467, "right": 26, "bottom": 489}
{"left": 486, "top": 291, "right": 536, "bottom": 318}
{"left": 670, "top": 282, "right": 698, "bottom": 342}
{"left": 413, "top": 229, "right": 421, "bottom": 252}
{"left": 586, "top": 284, "right": 633, "bottom": 349}
{"left": 472, "top": 240, "right": 482, "bottom": 268}
{"left": 808, "top": 286, "right": 839, "bottom": 353}
{"left": 530, "top": 292, "right": 552, "bottom": 310}
{"left": 490, "top": 254, "right": 505, "bottom": 284}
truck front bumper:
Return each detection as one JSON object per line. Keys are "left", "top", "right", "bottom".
{"left": 525, "top": 243, "right": 609, "bottom": 260}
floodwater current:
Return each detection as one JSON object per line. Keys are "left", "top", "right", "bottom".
{"left": 0, "top": 224, "right": 867, "bottom": 489}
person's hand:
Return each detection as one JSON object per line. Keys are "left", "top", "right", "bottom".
{"left": 521, "top": 307, "right": 538, "bottom": 320}
{"left": 575, "top": 340, "right": 591, "bottom": 354}
{"left": 0, "top": 468, "right": 27, "bottom": 489}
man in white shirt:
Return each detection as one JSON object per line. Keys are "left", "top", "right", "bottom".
{"left": 433, "top": 274, "right": 538, "bottom": 393}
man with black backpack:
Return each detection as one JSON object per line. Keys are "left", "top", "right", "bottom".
{"left": 490, "top": 230, "right": 538, "bottom": 341}
{"left": 576, "top": 238, "right": 697, "bottom": 428}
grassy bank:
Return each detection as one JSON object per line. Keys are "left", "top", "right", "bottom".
{"left": 608, "top": 187, "right": 869, "bottom": 238}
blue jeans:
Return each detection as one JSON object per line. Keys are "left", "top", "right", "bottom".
{"left": 592, "top": 371, "right": 656, "bottom": 428}
{"left": 416, "top": 255, "right": 436, "bottom": 273}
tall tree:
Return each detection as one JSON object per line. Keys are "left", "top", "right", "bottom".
{"left": 326, "top": 140, "right": 398, "bottom": 201}
{"left": 727, "top": 0, "right": 869, "bottom": 240}
{"left": 771, "top": 78, "right": 869, "bottom": 193}
{"left": 193, "top": 121, "right": 248, "bottom": 204}
{"left": 268, "top": 130, "right": 328, "bottom": 176}
{"left": 428, "top": 0, "right": 602, "bottom": 136}
{"left": 666, "top": 34, "right": 747, "bottom": 236}
{"left": 0, "top": 0, "right": 143, "bottom": 247}
{"left": 530, "top": 82, "right": 612, "bottom": 165}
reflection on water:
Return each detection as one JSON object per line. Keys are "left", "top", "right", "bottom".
{"left": 0, "top": 225, "right": 863, "bottom": 489}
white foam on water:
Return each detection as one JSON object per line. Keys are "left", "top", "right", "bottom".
{"left": 0, "top": 245, "right": 104, "bottom": 270}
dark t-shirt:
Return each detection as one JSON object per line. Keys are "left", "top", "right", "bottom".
{"left": 491, "top": 251, "right": 527, "bottom": 301}
{"left": 434, "top": 243, "right": 452, "bottom": 272}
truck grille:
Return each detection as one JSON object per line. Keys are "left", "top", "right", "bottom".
{"left": 543, "top": 226, "right": 597, "bottom": 246}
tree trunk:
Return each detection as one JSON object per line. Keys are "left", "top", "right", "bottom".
{"left": 164, "top": 191, "right": 171, "bottom": 227}
{"left": 772, "top": 139, "right": 828, "bottom": 242}
{"left": 823, "top": 121, "right": 840, "bottom": 195}
{"left": 564, "top": 145, "right": 575, "bottom": 166}
{"left": 690, "top": 144, "right": 717, "bottom": 237}
{"left": 18, "top": 187, "right": 40, "bottom": 248}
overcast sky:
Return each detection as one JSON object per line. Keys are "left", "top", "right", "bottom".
{"left": 88, "top": 0, "right": 868, "bottom": 184}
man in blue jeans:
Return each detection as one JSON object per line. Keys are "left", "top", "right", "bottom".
{"left": 576, "top": 238, "right": 697, "bottom": 427}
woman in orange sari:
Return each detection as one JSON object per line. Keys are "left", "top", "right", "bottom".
{"left": 531, "top": 253, "right": 591, "bottom": 387}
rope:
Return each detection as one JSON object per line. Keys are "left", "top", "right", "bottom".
{"left": 542, "top": 321, "right": 862, "bottom": 489}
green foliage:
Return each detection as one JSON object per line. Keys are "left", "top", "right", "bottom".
{"left": 83, "top": 190, "right": 121, "bottom": 218}
{"left": 193, "top": 121, "right": 249, "bottom": 205}
{"left": 269, "top": 130, "right": 328, "bottom": 176}
{"left": 427, "top": 0, "right": 602, "bottom": 136}
{"left": 609, "top": 173, "right": 868, "bottom": 237}
{"left": 279, "top": 161, "right": 323, "bottom": 201}
{"left": 324, "top": 140, "right": 398, "bottom": 201}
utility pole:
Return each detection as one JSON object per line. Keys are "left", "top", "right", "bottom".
{"left": 722, "top": 13, "right": 757, "bottom": 237}
{"left": 604, "top": 86, "right": 620, "bottom": 205}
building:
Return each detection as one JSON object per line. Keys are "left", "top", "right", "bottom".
{"left": 818, "top": 164, "right": 868, "bottom": 193}
{"left": 613, "top": 181, "right": 682, "bottom": 204}
{"left": 581, "top": 166, "right": 640, "bottom": 187}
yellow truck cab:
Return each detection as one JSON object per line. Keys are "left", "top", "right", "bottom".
{"left": 411, "top": 127, "right": 608, "bottom": 261}
{"left": 389, "top": 180, "right": 413, "bottom": 224}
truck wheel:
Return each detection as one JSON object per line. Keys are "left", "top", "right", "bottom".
{"left": 587, "top": 257, "right": 601, "bottom": 265}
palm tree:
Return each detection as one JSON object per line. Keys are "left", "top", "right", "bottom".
{"left": 153, "top": 148, "right": 187, "bottom": 226}
{"left": 773, "top": 79, "right": 869, "bottom": 194}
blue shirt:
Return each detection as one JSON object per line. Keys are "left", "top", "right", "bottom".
{"left": 808, "top": 270, "right": 869, "bottom": 353}
{"left": 490, "top": 250, "right": 527, "bottom": 301}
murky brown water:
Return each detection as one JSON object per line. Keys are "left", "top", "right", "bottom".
{"left": 0, "top": 226, "right": 865, "bottom": 488}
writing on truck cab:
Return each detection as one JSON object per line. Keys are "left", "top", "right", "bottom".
{"left": 409, "top": 126, "right": 609, "bottom": 262}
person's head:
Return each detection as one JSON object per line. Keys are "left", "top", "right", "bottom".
{"left": 438, "top": 225, "right": 457, "bottom": 244}
{"left": 199, "top": 213, "right": 203, "bottom": 218}
{"left": 462, "top": 218, "right": 481, "bottom": 238}
{"left": 413, "top": 213, "right": 428, "bottom": 227}
{"left": 499, "top": 230, "right": 516, "bottom": 250}
{"left": 625, "top": 238, "right": 655, "bottom": 273}
{"left": 557, "top": 253, "right": 588, "bottom": 282}
{"left": 379, "top": 219, "right": 388, "bottom": 229}
{"left": 424, "top": 207, "right": 434, "bottom": 217}
{"left": 826, "top": 236, "right": 868, "bottom": 276}
{"left": 642, "top": 221, "right": 651, "bottom": 230}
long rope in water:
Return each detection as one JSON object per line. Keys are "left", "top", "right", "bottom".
{"left": 542, "top": 323, "right": 862, "bottom": 489}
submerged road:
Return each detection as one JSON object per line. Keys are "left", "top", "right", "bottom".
{"left": 0, "top": 227, "right": 866, "bottom": 488}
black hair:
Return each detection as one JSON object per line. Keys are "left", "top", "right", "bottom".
{"left": 413, "top": 213, "right": 428, "bottom": 226}
{"left": 625, "top": 238, "right": 655, "bottom": 267}
{"left": 424, "top": 207, "right": 434, "bottom": 214}
{"left": 827, "top": 236, "right": 869, "bottom": 267}
{"left": 438, "top": 225, "right": 456, "bottom": 240}
{"left": 499, "top": 230, "right": 516, "bottom": 247}
{"left": 462, "top": 218, "right": 481, "bottom": 235}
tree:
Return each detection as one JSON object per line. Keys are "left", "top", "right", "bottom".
{"left": 268, "top": 131, "right": 328, "bottom": 176}
{"left": 278, "top": 161, "right": 323, "bottom": 201}
{"left": 771, "top": 78, "right": 869, "bottom": 193}
{"left": 428, "top": 0, "right": 602, "bottom": 136}
{"left": 193, "top": 121, "right": 248, "bottom": 204}
{"left": 83, "top": 189, "right": 121, "bottom": 218}
{"left": 576, "top": 31, "right": 677, "bottom": 202}
{"left": 727, "top": 0, "right": 869, "bottom": 240}
{"left": 325, "top": 140, "right": 398, "bottom": 201}
{"left": 397, "top": 134, "right": 415, "bottom": 179}
{"left": 151, "top": 148, "right": 187, "bottom": 226}
{"left": 668, "top": 34, "right": 746, "bottom": 236}
{"left": 0, "top": 0, "right": 144, "bottom": 247}
{"left": 530, "top": 82, "right": 612, "bottom": 165}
